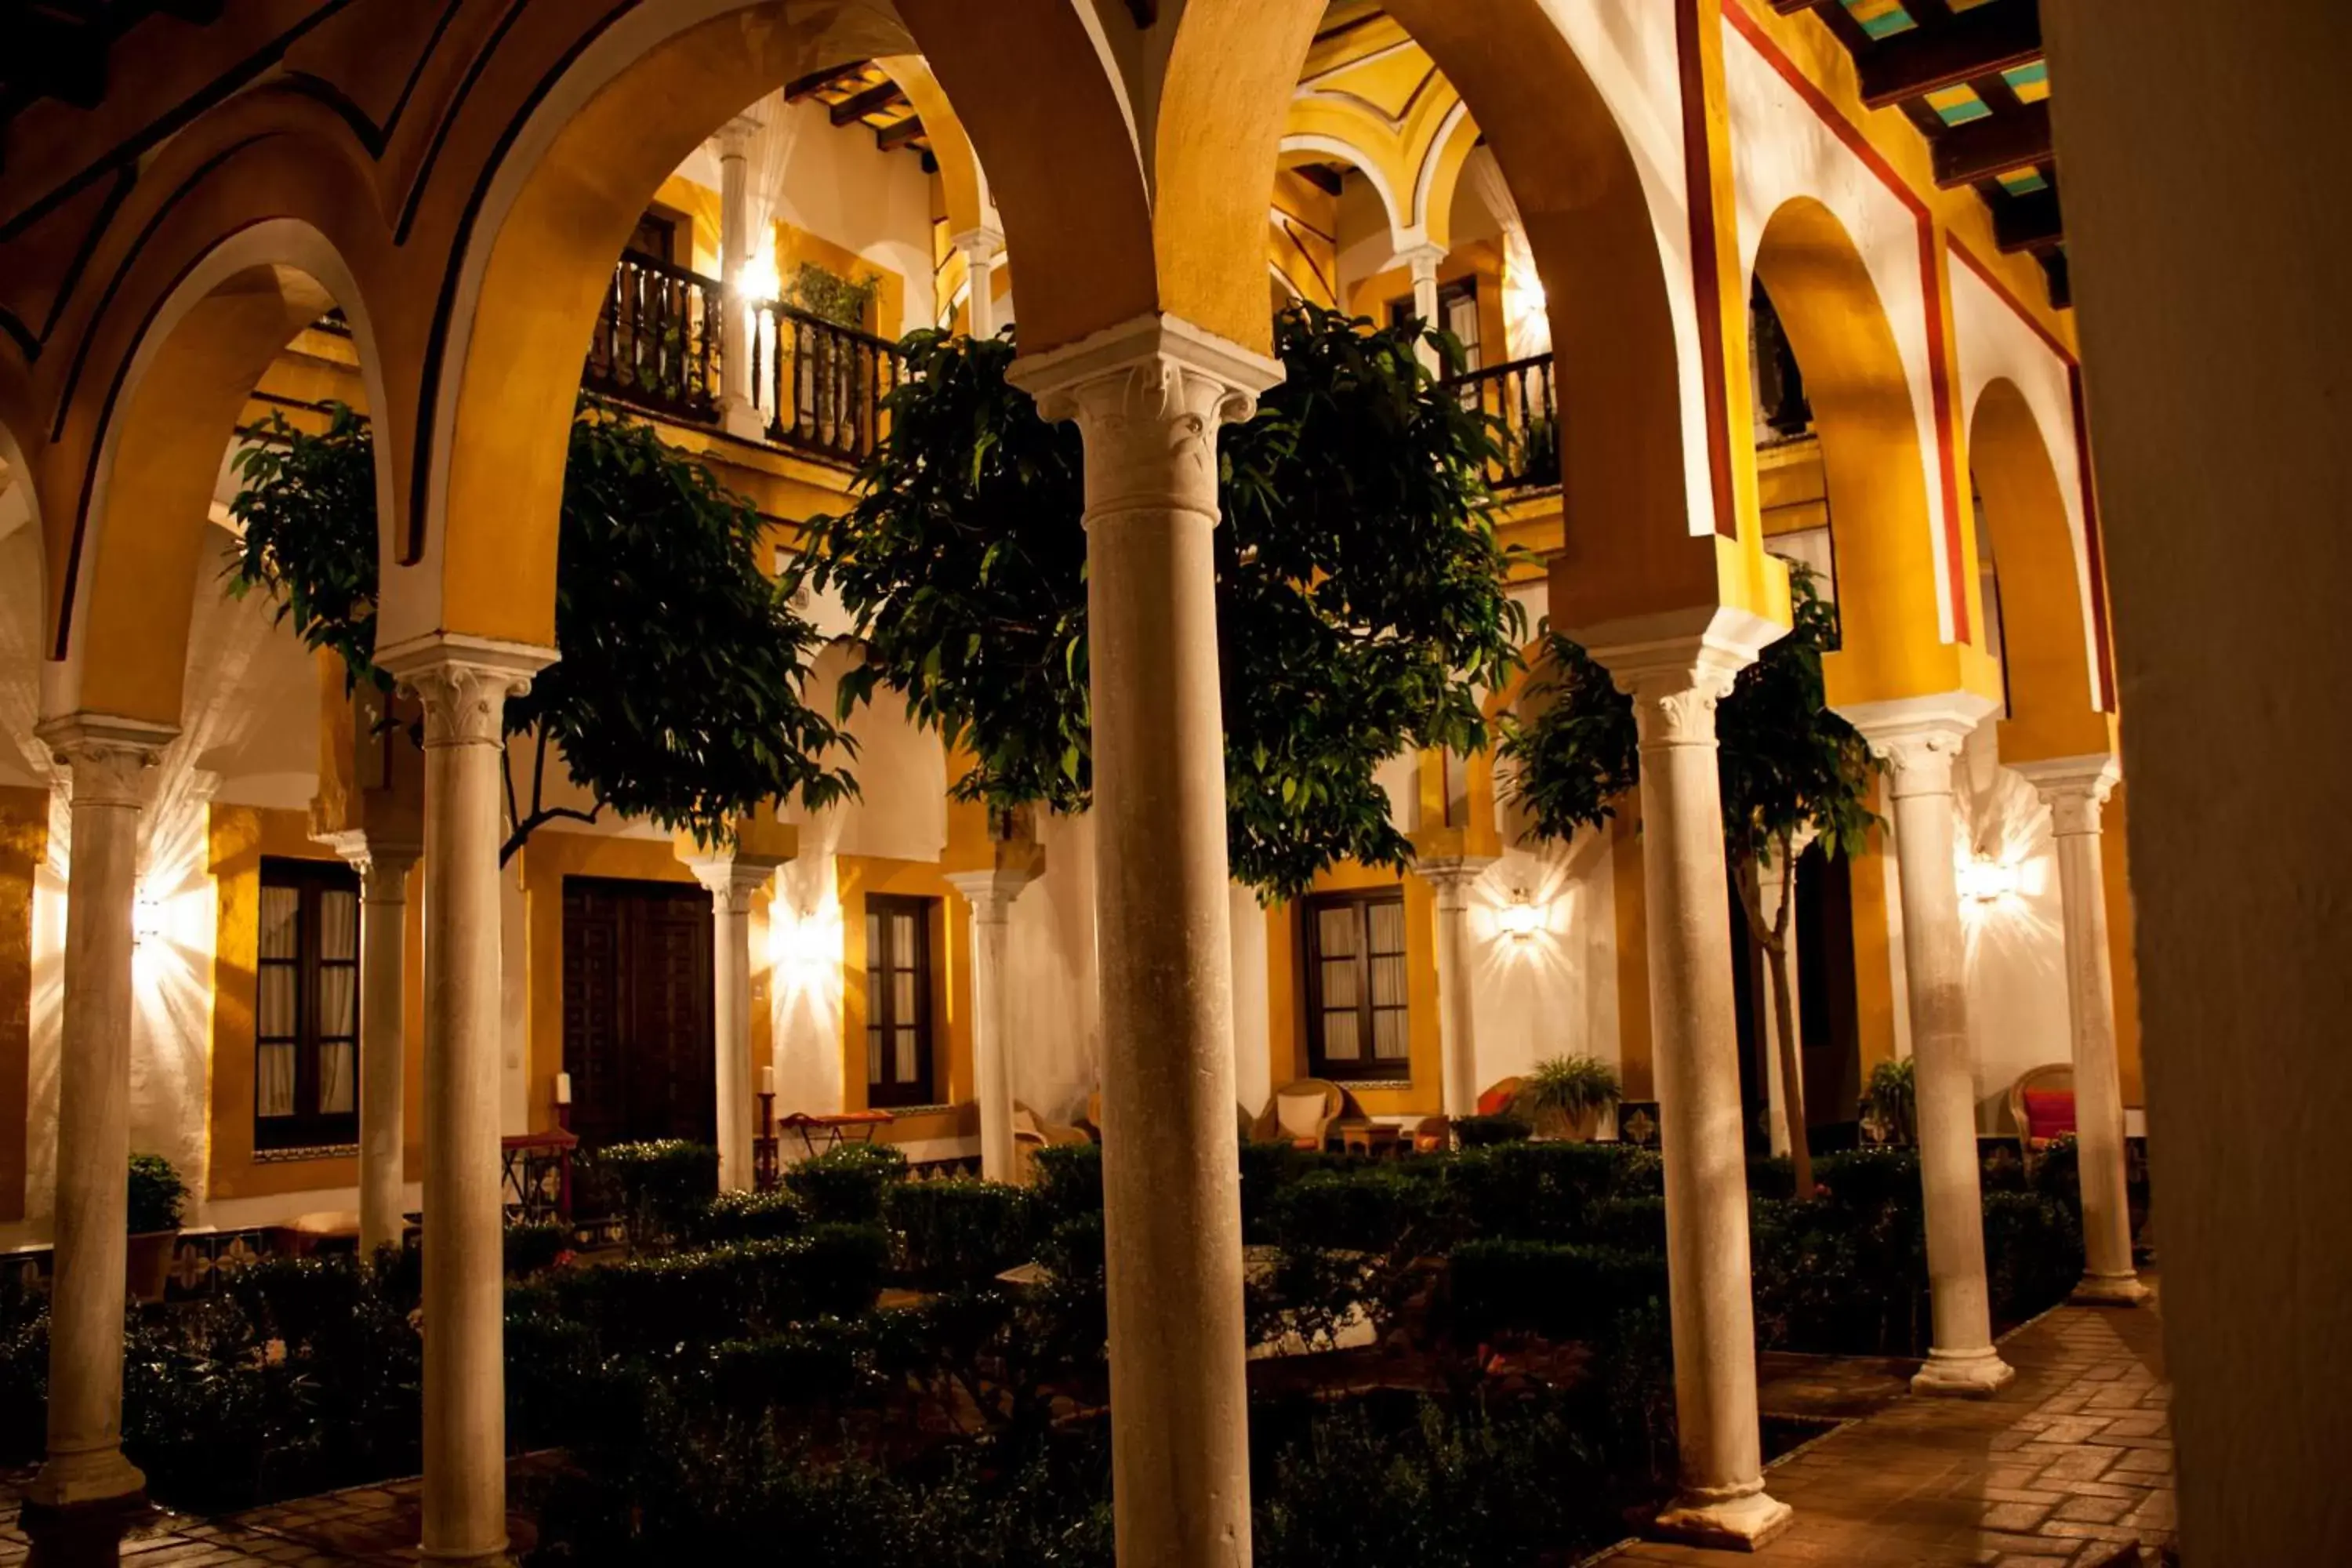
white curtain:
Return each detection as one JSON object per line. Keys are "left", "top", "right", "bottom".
{"left": 1465, "top": 149, "right": 1552, "bottom": 362}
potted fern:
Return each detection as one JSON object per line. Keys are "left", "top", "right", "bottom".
{"left": 126, "top": 1152, "right": 188, "bottom": 1304}
{"left": 1515, "top": 1054, "right": 1622, "bottom": 1142}
{"left": 1862, "top": 1058, "right": 1917, "bottom": 1147}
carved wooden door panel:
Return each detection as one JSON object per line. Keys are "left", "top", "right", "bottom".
{"left": 561, "top": 877, "right": 714, "bottom": 1148}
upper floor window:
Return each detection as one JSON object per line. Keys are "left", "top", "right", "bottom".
{"left": 866, "top": 894, "right": 940, "bottom": 1109}
{"left": 255, "top": 857, "right": 362, "bottom": 1152}
{"left": 1302, "top": 887, "right": 1410, "bottom": 1082}
{"left": 1392, "top": 277, "right": 1483, "bottom": 370}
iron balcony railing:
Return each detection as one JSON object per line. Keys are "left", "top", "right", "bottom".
{"left": 578, "top": 249, "right": 907, "bottom": 468}
{"left": 1443, "top": 353, "right": 1559, "bottom": 492}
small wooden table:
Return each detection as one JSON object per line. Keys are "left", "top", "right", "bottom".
{"left": 778, "top": 1109, "right": 893, "bottom": 1160}
{"left": 1335, "top": 1120, "right": 1403, "bottom": 1157}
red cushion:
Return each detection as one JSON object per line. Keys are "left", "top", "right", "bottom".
{"left": 1475, "top": 1086, "right": 1517, "bottom": 1117}
{"left": 2023, "top": 1089, "right": 2077, "bottom": 1139}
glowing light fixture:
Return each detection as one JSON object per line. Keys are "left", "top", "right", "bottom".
{"left": 738, "top": 244, "right": 782, "bottom": 307}
{"left": 1957, "top": 857, "right": 2019, "bottom": 904}
{"left": 132, "top": 893, "right": 166, "bottom": 947}
{"left": 1494, "top": 888, "right": 1544, "bottom": 942}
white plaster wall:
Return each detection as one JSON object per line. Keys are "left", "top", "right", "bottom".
{"left": 1950, "top": 263, "right": 2103, "bottom": 708}
{"left": 1464, "top": 829, "right": 1622, "bottom": 1105}
{"left": 1002, "top": 810, "right": 1100, "bottom": 1126}
{"left": 1724, "top": 24, "right": 1958, "bottom": 641}
{"left": 1954, "top": 723, "right": 2073, "bottom": 1132}
{"left": 768, "top": 810, "right": 847, "bottom": 1118}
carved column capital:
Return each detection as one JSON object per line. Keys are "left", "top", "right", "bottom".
{"left": 35, "top": 713, "right": 177, "bottom": 808}
{"left": 1838, "top": 693, "right": 1998, "bottom": 802}
{"left": 686, "top": 854, "right": 786, "bottom": 916}
{"left": 946, "top": 863, "right": 1044, "bottom": 926}
{"left": 949, "top": 225, "right": 1005, "bottom": 267}
{"left": 1007, "top": 313, "right": 1283, "bottom": 523}
{"left": 1581, "top": 610, "right": 1778, "bottom": 753}
{"left": 2013, "top": 753, "right": 2120, "bottom": 838}
{"left": 317, "top": 829, "right": 422, "bottom": 899}
{"left": 1397, "top": 241, "right": 1447, "bottom": 286}
{"left": 376, "top": 634, "right": 555, "bottom": 750}
{"left": 1416, "top": 855, "right": 1497, "bottom": 913}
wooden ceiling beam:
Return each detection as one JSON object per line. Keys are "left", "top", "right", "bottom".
{"left": 1933, "top": 100, "right": 2053, "bottom": 188}
{"left": 784, "top": 60, "right": 869, "bottom": 102}
{"left": 876, "top": 114, "right": 926, "bottom": 152}
{"left": 829, "top": 81, "right": 906, "bottom": 125}
{"left": 1994, "top": 189, "right": 2063, "bottom": 255}
{"left": 1859, "top": 0, "right": 2042, "bottom": 109}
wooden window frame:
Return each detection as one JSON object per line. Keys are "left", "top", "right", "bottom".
{"left": 254, "top": 856, "right": 363, "bottom": 1152}
{"left": 864, "top": 893, "right": 939, "bottom": 1109}
{"left": 1300, "top": 887, "right": 1412, "bottom": 1083}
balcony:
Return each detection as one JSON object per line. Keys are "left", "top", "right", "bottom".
{"left": 582, "top": 249, "right": 908, "bottom": 469}
{"left": 1443, "top": 353, "right": 1558, "bottom": 494}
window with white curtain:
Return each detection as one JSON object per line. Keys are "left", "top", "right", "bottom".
{"left": 864, "top": 894, "right": 938, "bottom": 1109}
{"left": 1302, "top": 887, "right": 1413, "bottom": 1082}
{"left": 255, "top": 858, "right": 363, "bottom": 1152}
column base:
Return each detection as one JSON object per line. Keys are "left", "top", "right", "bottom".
{"left": 1652, "top": 1486, "right": 1795, "bottom": 1551}
{"left": 419, "top": 1538, "right": 517, "bottom": 1567}
{"left": 25, "top": 1445, "right": 147, "bottom": 1510}
{"left": 1911, "top": 1347, "right": 2016, "bottom": 1396}
{"left": 2070, "top": 1271, "right": 2152, "bottom": 1307}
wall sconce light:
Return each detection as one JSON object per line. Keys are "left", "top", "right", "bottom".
{"left": 1494, "top": 888, "right": 1544, "bottom": 942}
{"left": 1957, "top": 857, "right": 2019, "bottom": 903}
{"left": 554, "top": 1071, "right": 573, "bottom": 1107}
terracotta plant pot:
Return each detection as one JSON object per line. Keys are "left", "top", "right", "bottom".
{"left": 126, "top": 1230, "right": 177, "bottom": 1305}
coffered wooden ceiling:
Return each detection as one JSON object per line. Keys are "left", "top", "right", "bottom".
{"left": 1775, "top": 0, "right": 2066, "bottom": 306}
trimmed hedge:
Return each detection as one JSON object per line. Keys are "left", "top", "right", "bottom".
{"left": 687, "top": 1189, "right": 810, "bottom": 1245}
{"left": 885, "top": 1179, "right": 1037, "bottom": 1290}
{"left": 1449, "top": 1240, "right": 1668, "bottom": 1344}
{"left": 785, "top": 1142, "right": 909, "bottom": 1225}
{"left": 591, "top": 1140, "right": 720, "bottom": 1244}
{"left": 533, "top": 1225, "right": 889, "bottom": 1356}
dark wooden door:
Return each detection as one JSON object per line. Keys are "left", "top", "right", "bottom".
{"left": 561, "top": 876, "right": 715, "bottom": 1148}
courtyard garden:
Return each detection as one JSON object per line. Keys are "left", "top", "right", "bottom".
{"left": 0, "top": 1131, "right": 2098, "bottom": 1566}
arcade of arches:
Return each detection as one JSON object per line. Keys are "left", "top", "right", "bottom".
{"left": 0, "top": 0, "right": 2341, "bottom": 1563}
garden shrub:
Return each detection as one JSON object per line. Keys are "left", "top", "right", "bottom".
{"left": 1027, "top": 1141, "right": 1102, "bottom": 1227}
{"left": 127, "top": 1152, "right": 189, "bottom": 1233}
{"left": 702, "top": 1320, "right": 883, "bottom": 1414}
{"left": 543, "top": 1226, "right": 888, "bottom": 1356}
{"left": 505, "top": 1219, "right": 572, "bottom": 1276}
{"left": 784, "top": 1142, "right": 909, "bottom": 1225}
{"left": 1440, "top": 1141, "right": 1639, "bottom": 1241}
{"left": 0, "top": 1283, "right": 45, "bottom": 1467}
{"left": 592, "top": 1140, "right": 720, "bottom": 1244}
{"left": 1263, "top": 1165, "right": 1450, "bottom": 1258}
{"left": 1450, "top": 1112, "right": 1531, "bottom": 1148}
{"left": 1446, "top": 1240, "right": 1666, "bottom": 1345}
{"left": 884, "top": 1178, "right": 1037, "bottom": 1290}
{"left": 686, "top": 1188, "right": 809, "bottom": 1245}
{"left": 1583, "top": 1195, "right": 1668, "bottom": 1254}
{"left": 1983, "top": 1191, "right": 2081, "bottom": 1327}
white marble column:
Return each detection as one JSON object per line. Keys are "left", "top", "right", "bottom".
{"left": 2015, "top": 755, "right": 2147, "bottom": 1306}
{"left": 1008, "top": 314, "right": 1280, "bottom": 1568}
{"left": 946, "top": 860, "right": 1042, "bottom": 1183}
{"left": 1400, "top": 242, "right": 1446, "bottom": 372}
{"left": 1419, "top": 855, "right": 1496, "bottom": 1122}
{"left": 1849, "top": 695, "right": 2014, "bottom": 1395}
{"left": 715, "top": 114, "right": 764, "bottom": 440}
{"left": 29, "top": 714, "right": 174, "bottom": 1511}
{"left": 687, "top": 852, "right": 784, "bottom": 1192}
{"left": 1590, "top": 630, "right": 1791, "bottom": 1550}
{"left": 952, "top": 226, "right": 1005, "bottom": 341}
{"left": 330, "top": 837, "right": 420, "bottom": 1258}
{"left": 382, "top": 636, "right": 550, "bottom": 1566}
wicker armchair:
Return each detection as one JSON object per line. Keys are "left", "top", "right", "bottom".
{"left": 2010, "top": 1062, "right": 2078, "bottom": 1152}
{"left": 1011, "top": 1101, "right": 1091, "bottom": 1185}
{"left": 1252, "top": 1079, "right": 1349, "bottom": 1150}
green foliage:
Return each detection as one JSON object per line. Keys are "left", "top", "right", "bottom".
{"left": 538, "top": 1227, "right": 889, "bottom": 1357}
{"left": 883, "top": 1179, "right": 1038, "bottom": 1290}
{"left": 1026, "top": 1141, "right": 1104, "bottom": 1228}
{"left": 590, "top": 1139, "right": 719, "bottom": 1246}
{"left": 226, "top": 401, "right": 853, "bottom": 864}
{"left": 1501, "top": 566, "right": 1879, "bottom": 865}
{"left": 783, "top": 1141, "right": 909, "bottom": 1225}
{"left": 1448, "top": 1240, "right": 1668, "bottom": 1345}
{"left": 1449, "top": 1112, "right": 1531, "bottom": 1148}
{"left": 796, "top": 306, "right": 1525, "bottom": 899}
{"left": 223, "top": 402, "right": 383, "bottom": 689}
{"left": 784, "top": 261, "right": 882, "bottom": 329}
{"left": 1517, "top": 1054, "right": 1623, "bottom": 1123}
{"left": 1864, "top": 1057, "right": 1918, "bottom": 1145}
{"left": 685, "top": 1188, "right": 810, "bottom": 1246}
{"left": 504, "top": 1220, "right": 572, "bottom": 1277}
{"left": 127, "top": 1152, "right": 187, "bottom": 1233}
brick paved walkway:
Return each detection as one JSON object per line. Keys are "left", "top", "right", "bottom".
{"left": 1602, "top": 1283, "right": 2175, "bottom": 1566}
{"left": 0, "top": 1472, "right": 535, "bottom": 1567}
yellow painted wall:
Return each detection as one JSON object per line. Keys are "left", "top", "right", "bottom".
{"left": 1264, "top": 863, "right": 1443, "bottom": 1120}
{"left": 205, "top": 804, "right": 424, "bottom": 1203}
{"left": 0, "top": 787, "right": 45, "bottom": 1223}
{"left": 837, "top": 854, "right": 975, "bottom": 1148}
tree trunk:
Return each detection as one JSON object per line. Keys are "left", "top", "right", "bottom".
{"left": 1766, "top": 935, "right": 1813, "bottom": 1196}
